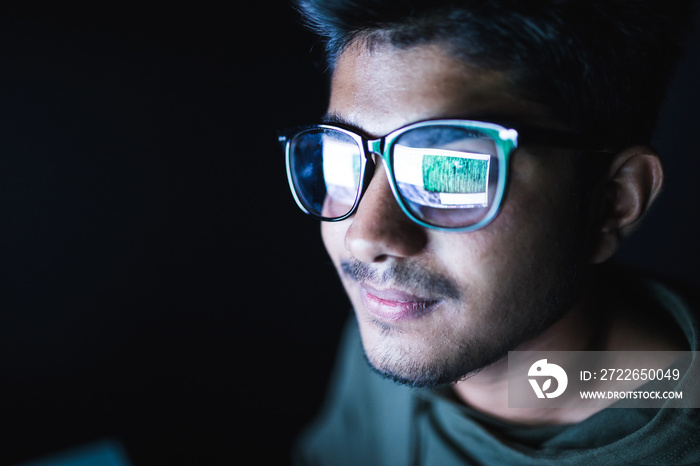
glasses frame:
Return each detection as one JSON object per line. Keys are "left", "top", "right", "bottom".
{"left": 280, "top": 118, "right": 611, "bottom": 232}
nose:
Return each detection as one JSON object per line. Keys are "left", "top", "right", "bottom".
{"left": 345, "top": 159, "right": 428, "bottom": 263}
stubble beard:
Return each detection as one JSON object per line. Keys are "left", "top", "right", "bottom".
{"left": 345, "top": 258, "right": 584, "bottom": 389}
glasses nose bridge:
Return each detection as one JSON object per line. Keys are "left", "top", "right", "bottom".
{"left": 355, "top": 135, "right": 394, "bottom": 203}
{"left": 366, "top": 137, "right": 385, "bottom": 162}
{"left": 356, "top": 135, "right": 405, "bottom": 212}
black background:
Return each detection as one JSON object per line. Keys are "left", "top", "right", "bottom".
{"left": 0, "top": 2, "right": 698, "bottom": 465}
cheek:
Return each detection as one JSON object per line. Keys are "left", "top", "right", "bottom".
{"left": 436, "top": 163, "right": 586, "bottom": 308}
{"left": 321, "top": 220, "right": 366, "bottom": 309}
{"left": 498, "top": 151, "right": 584, "bottom": 249}
{"left": 321, "top": 221, "right": 348, "bottom": 266}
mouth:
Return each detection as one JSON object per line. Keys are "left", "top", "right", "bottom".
{"left": 359, "top": 284, "right": 441, "bottom": 322}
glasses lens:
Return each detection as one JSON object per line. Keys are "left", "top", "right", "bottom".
{"left": 289, "top": 128, "right": 363, "bottom": 219}
{"left": 391, "top": 125, "right": 501, "bottom": 228}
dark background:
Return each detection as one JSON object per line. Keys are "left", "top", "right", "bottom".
{"left": 0, "top": 2, "right": 697, "bottom": 465}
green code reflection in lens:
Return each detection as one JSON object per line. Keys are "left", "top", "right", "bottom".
{"left": 423, "top": 154, "right": 488, "bottom": 193}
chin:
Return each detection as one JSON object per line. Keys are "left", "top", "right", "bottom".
{"left": 359, "top": 326, "right": 492, "bottom": 388}
{"left": 363, "top": 348, "right": 480, "bottom": 388}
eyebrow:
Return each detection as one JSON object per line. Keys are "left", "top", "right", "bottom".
{"left": 321, "top": 111, "right": 518, "bottom": 133}
{"left": 318, "top": 114, "right": 614, "bottom": 152}
{"left": 321, "top": 112, "right": 363, "bottom": 129}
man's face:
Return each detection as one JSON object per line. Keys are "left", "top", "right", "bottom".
{"left": 322, "top": 42, "right": 592, "bottom": 387}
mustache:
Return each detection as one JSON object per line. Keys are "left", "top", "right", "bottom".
{"left": 340, "top": 259, "right": 461, "bottom": 301}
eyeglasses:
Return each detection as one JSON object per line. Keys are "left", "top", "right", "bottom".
{"left": 280, "top": 119, "right": 610, "bottom": 232}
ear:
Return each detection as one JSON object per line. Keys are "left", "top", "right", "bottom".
{"left": 588, "top": 146, "right": 664, "bottom": 264}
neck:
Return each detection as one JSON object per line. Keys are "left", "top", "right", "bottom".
{"left": 451, "top": 291, "right": 600, "bottom": 425}
{"left": 450, "top": 275, "right": 686, "bottom": 425}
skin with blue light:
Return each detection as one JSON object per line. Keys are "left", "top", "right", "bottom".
{"left": 318, "top": 41, "right": 682, "bottom": 425}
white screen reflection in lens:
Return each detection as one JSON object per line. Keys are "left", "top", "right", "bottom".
{"left": 321, "top": 133, "right": 361, "bottom": 217}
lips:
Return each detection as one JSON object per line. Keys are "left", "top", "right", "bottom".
{"left": 360, "top": 284, "right": 440, "bottom": 322}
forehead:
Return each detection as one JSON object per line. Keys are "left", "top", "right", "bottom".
{"left": 328, "top": 41, "right": 556, "bottom": 137}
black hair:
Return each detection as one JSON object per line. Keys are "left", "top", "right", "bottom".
{"left": 295, "top": 0, "right": 694, "bottom": 150}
